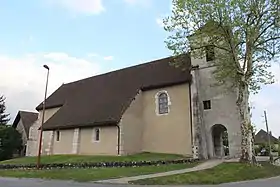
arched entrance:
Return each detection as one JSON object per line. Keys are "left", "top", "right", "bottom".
{"left": 211, "top": 124, "right": 229, "bottom": 158}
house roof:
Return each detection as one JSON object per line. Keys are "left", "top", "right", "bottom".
{"left": 12, "top": 111, "right": 38, "bottom": 137}
{"left": 37, "top": 55, "right": 192, "bottom": 130}
{"left": 254, "top": 129, "right": 279, "bottom": 144}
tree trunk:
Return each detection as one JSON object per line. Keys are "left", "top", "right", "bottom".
{"left": 236, "top": 82, "right": 253, "bottom": 162}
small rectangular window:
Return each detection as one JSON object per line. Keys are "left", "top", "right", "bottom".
{"left": 93, "top": 128, "right": 100, "bottom": 142}
{"left": 203, "top": 100, "right": 211, "bottom": 110}
{"left": 56, "top": 131, "right": 60, "bottom": 141}
{"left": 206, "top": 46, "right": 215, "bottom": 61}
{"left": 95, "top": 129, "right": 100, "bottom": 141}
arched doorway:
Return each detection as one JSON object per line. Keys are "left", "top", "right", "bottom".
{"left": 211, "top": 124, "right": 229, "bottom": 158}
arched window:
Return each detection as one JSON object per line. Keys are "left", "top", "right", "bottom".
{"left": 158, "top": 92, "right": 169, "bottom": 114}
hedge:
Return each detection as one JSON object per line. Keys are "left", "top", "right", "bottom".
{"left": 0, "top": 158, "right": 198, "bottom": 170}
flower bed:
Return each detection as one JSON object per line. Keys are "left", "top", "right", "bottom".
{"left": 0, "top": 158, "right": 198, "bottom": 170}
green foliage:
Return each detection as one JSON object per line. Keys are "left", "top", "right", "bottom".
{"left": 164, "top": 0, "right": 280, "bottom": 93}
{"left": 255, "top": 143, "right": 277, "bottom": 156}
{"left": 0, "top": 126, "right": 22, "bottom": 161}
{"left": 164, "top": 0, "right": 280, "bottom": 162}
{"left": 250, "top": 123, "right": 257, "bottom": 135}
{"left": 0, "top": 96, "right": 10, "bottom": 126}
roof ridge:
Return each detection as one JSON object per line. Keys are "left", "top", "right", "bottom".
{"left": 256, "top": 129, "right": 278, "bottom": 140}
{"left": 64, "top": 56, "right": 173, "bottom": 86}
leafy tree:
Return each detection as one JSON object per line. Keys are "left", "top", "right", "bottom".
{"left": 255, "top": 142, "right": 277, "bottom": 156}
{"left": 0, "top": 126, "right": 23, "bottom": 161}
{"left": 0, "top": 95, "right": 10, "bottom": 126}
{"left": 0, "top": 95, "right": 22, "bottom": 160}
{"left": 163, "top": 0, "right": 280, "bottom": 162}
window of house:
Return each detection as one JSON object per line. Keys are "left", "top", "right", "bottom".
{"left": 56, "top": 131, "right": 60, "bottom": 141}
{"left": 94, "top": 128, "right": 100, "bottom": 142}
{"left": 158, "top": 92, "right": 169, "bottom": 114}
{"left": 206, "top": 45, "right": 215, "bottom": 61}
{"left": 203, "top": 100, "right": 211, "bottom": 110}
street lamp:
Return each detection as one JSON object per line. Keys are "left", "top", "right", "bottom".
{"left": 264, "top": 110, "right": 273, "bottom": 163}
{"left": 36, "top": 65, "right": 50, "bottom": 169}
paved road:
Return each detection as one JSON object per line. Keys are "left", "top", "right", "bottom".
{"left": 1, "top": 177, "right": 280, "bottom": 187}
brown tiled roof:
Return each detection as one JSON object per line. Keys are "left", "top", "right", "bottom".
{"left": 37, "top": 55, "right": 192, "bottom": 130}
{"left": 12, "top": 111, "right": 38, "bottom": 137}
{"left": 254, "top": 129, "right": 279, "bottom": 144}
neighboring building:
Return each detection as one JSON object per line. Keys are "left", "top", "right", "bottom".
{"left": 12, "top": 111, "right": 38, "bottom": 156}
{"left": 254, "top": 129, "right": 279, "bottom": 149}
{"left": 26, "top": 53, "right": 243, "bottom": 159}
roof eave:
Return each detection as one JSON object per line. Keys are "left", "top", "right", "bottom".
{"left": 36, "top": 104, "right": 64, "bottom": 111}
{"left": 12, "top": 112, "right": 21, "bottom": 128}
{"left": 141, "top": 80, "right": 190, "bottom": 91}
{"left": 41, "top": 120, "right": 119, "bottom": 131}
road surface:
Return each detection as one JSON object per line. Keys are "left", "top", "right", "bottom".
{"left": 1, "top": 176, "right": 280, "bottom": 187}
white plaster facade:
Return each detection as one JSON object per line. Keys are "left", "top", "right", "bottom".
{"left": 191, "top": 55, "right": 242, "bottom": 159}
{"left": 26, "top": 107, "right": 61, "bottom": 156}
{"left": 25, "top": 55, "right": 243, "bottom": 159}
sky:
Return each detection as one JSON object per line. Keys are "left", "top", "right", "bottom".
{"left": 0, "top": 0, "right": 279, "bottom": 137}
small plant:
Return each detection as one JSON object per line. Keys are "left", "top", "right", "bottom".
{"left": 255, "top": 143, "right": 277, "bottom": 156}
{"left": 0, "top": 158, "right": 198, "bottom": 170}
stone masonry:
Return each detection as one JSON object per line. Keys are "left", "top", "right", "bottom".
{"left": 191, "top": 56, "right": 242, "bottom": 159}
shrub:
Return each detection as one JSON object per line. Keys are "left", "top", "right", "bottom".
{"left": 0, "top": 126, "right": 23, "bottom": 161}
{"left": 0, "top": 158, "right": 198, "bottom": 170}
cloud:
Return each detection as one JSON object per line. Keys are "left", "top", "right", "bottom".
{"left": 103, "top": 56, "right": 114, "bottom": 61}
{"left": 251, "top": 89, "right": 280, "bottom": 137}
{"left": 87, "top": 53, "right": 99, "bottom": 57}
{"left": 250, "top": 59, "right": 280, "bottom": 136}
{"left": 0, "top": 53, "right": 101, "bottom": 122}
{"left": 87, "top": 53, "right": 114, "bottom": 61}
{"left": 156, "top": 17, "right": 165, "bottom": 28}
{"left": 47, "top": 0, "right": 105, "bottom": 15}
{"left": 43, "top": 52, "right": 69, "bottom": 61}
{"left": 271, "top": 61, "right": 280, "bottom": 87}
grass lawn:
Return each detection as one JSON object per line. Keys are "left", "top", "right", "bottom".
{"left": 131, "top": 162, "right": 280, "bottom": 185}
{"left": 0, "top": 163, "right": 198, "bottom": 182}
{"left": 0, "top": 152, "right": 185, "bottom": 165}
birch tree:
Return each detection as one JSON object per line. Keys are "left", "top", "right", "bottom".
{"left": 163, "top": 0, "right": 280, "bottom": 162}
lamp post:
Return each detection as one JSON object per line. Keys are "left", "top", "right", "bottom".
{"left": 36, "top": 65, "right": 50, "bottom": 169}
{"left": 264, "top": 110, "right": 273, "bottom": 163}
